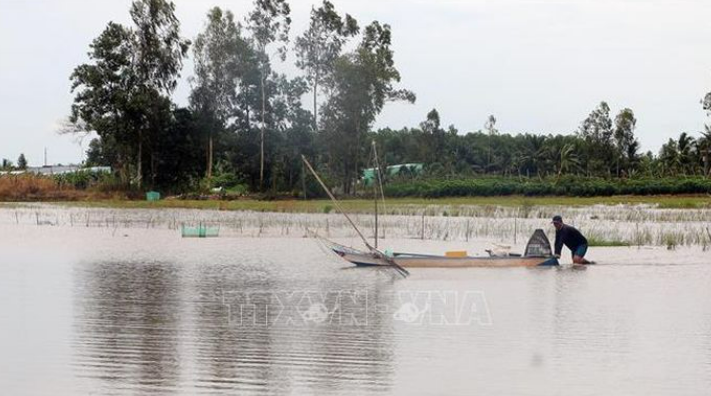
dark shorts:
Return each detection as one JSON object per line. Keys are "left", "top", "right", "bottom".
{"left": 572, "top": 244, "right": 588, "bottom": 258}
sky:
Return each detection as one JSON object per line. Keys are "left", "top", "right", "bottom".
{"left": 1, "top": 0, "right": 710, "bottom": 166}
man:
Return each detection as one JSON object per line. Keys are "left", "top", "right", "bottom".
{"left": 552, "top": 215, "right": 593, "bottom": 264}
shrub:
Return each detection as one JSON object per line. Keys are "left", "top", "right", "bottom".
{"left": 383, "top": 176, "right": 711, "bottom": 198}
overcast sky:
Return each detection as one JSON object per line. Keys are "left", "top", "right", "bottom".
{"left": 1, "top": 0, "right": 710, "bottom": 166}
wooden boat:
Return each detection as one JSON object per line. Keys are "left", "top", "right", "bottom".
{"left": 301, "top": 154, "right": 556, "bottom": 272}
{"left": 324, "top": 229, "right": 559, "bottom": 268}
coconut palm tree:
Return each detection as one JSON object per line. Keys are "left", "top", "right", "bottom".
{"left": 677, "top": 132, "right": 696, "bottom": 175}
{"left": 557, "top": 142, "right": 579, "bottom": 178}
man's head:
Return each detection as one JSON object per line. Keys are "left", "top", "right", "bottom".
{"left": 552, "top": 215, "right": 563, "bottom": 230}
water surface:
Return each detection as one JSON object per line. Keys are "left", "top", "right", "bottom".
{"left": 1, "top": 222, "right": 710, "bottom": 395}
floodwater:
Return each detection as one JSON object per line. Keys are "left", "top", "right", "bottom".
{"left": 1, "top": 209, "right": 711, "bottom": 395}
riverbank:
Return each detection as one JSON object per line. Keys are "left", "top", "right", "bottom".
{"left": 2, "top": 174, "right": 709, "bottom": 210}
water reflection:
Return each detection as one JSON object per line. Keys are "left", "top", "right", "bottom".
{"left": 73, "top": 261, "right": 183, "bottom": 393}
{"left": 73, "top": 259, "right": 396, "bottom": 395}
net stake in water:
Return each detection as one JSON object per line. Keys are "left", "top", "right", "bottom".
{"left": 301, "top": 155, "right": 409, "bottom": 277}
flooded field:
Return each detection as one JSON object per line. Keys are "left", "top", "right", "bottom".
{"left": 1, "top": 204, "right": 710, "bottom": 395}
{"left": 3, "top": 202, "right": 711, "bottom": 247}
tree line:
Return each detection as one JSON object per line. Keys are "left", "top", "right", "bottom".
{"left": 0, "top": 153, "right": 27, "bottom": 171}
{"left": 373, "top": 103, "right": 711, "bottom": 182}
{"left": 67, "top": 0, "right": 412, "bottom": 195}
{"left": 64, "top": 0, "right": 711, "bottom": 196}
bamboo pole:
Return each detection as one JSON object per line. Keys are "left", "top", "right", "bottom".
{"left": 301, "top": 155, "right": 408, "bottom": 277}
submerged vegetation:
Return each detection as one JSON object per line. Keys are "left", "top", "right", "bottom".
{"left": 48, "top": 194, "right": 711, "bottom": 212}
{"left": 3, "top": 203, "right": 711, "bottom": 249}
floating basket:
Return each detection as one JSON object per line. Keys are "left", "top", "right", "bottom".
{"left": 181, "top": 224, "right": 219, "bottom": 238}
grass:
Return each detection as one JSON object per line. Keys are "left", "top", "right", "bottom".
{"left": 0, "top": 174, "right": 130, "bottom": 201}
{"left": 46, "top": 194, "right": 711, "bottom": 213}
{"left": 587, "top": 238, "right": 631, "bottom": 247}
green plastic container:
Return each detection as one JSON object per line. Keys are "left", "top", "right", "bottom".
{"left": 181, "top": 224, "right": 220, "bottom": 238}
{"left": 146, "top": 191, "right": 160, "bottom": 201}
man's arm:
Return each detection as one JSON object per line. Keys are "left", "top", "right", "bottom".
{"left": 554, "top": 229, "right": 563, "bottom": 256}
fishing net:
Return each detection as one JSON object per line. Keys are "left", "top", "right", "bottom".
{"left": 524, "top": 229, "right": 553, "bottom": 257}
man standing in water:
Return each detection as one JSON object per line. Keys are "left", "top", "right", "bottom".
{"left": 552, "top": 215, "right": 593, "bottom": 264}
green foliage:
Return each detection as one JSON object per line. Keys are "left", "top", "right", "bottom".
{"left": 53, "top": 169, "right": 113, "bottom": 190}
{"left": 70, "top": 0, "right": 189, "bottom": 188}
{"left": 319, "top": 21, "right": 415, "bottom": 194}
{"left": 295, "top": 0, "right": 359, "bottom": 130}
{"left": 384, "top": 176, "right": 711, "bottom": 198}
{"left": 17, "top": 154, "right": 27, "bottom": 170}
{"left": 60, "top": 1, "right": 711, "bottom": 201}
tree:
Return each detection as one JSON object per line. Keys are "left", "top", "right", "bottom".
{"left": 613, "top": 108, "right": 638, "bottom": 176}
{"left": 70, "top": 0, "right": 189, "bottom": 188}
{"left": 659, "top": 138, "right": 680, "bottom": 176}
{"left": 246, "top": 0, "right": 291, "bottom": 190}
{"left": 677, "top": 132, "right": 696, "bottom": 175}
{"left": 485, "top": 115, "right": 498, "bottom": 173}
{"left": 320, "top": 21, "right": 415, "bottom": 194}
{"left": 70, "top": 22, "right": 137, "bottom": 183}
{"left": 556, "top": 142, "right": 579, "bottom": 177}
{"left": 294, "top": 0, "right": 358, "bottom": 131}
{"left": 17, "top": 154, "right": 27, "bottom": 170}
{"left": 698, "top": 125, "right": 711, "bottom": 178}
{"left": 151, "top": 108, "right": 207, "bottom": 190}
{"left": 579, "top": 101, "right": 614, "bottom": 176}
{"left": 129, "top": 0, "right": 190, "bottom": 186}
{"left": 420, "top": 108, "right": 445, "bottom": 163}
{"left": 701, "top": 92, "right": 711, "bottom": 177}
{"left": 191, "top": 7, "right": 251, "bottom": 180}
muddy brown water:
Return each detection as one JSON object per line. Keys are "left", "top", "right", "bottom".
{"left": 1, "top": 220, "right": 710, "bottom": 395}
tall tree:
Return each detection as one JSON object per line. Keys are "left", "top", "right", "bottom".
{"left": 320, "top": 21, "right": 415, "bottom": 194}
{"left": 294, "top": 0, "right": 358, "bottom": 131}
{"left": 485, "top": 115, "right": 498, "bottom": 173}
{"left": 613, "top": 108, "right": 638, "bottom": 176}
{"left": 420, "top": 108, "right": 445, "bottom": 163}
{"left": 70, "top": 22, "right": 137, "bottom": 184}
{"left": 70, "top": 0, "right": 188, "bottom": 187}
{"left": 129, "top": 0, "right": 190, "bottom": 186}
{"left": 579, "top": 101, "right": 614, "bottom": 176}
{"left": 246, "top": 0, "right": 291, "bottom": 190}
{"left": 702, "top": 92, "right": 711, "bottom": 177}
{"left": 677, "top": 132, "right": 696, "bottom": 175}
{"left": 17, "top": 153, "right": 27, "bottom": 170}
{"left": 191, "top": 7, "right": 250, "bottom": 180}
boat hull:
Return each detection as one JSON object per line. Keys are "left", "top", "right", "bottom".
{"left": 334, "top": 249, "right": 558, "bottom": 268}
